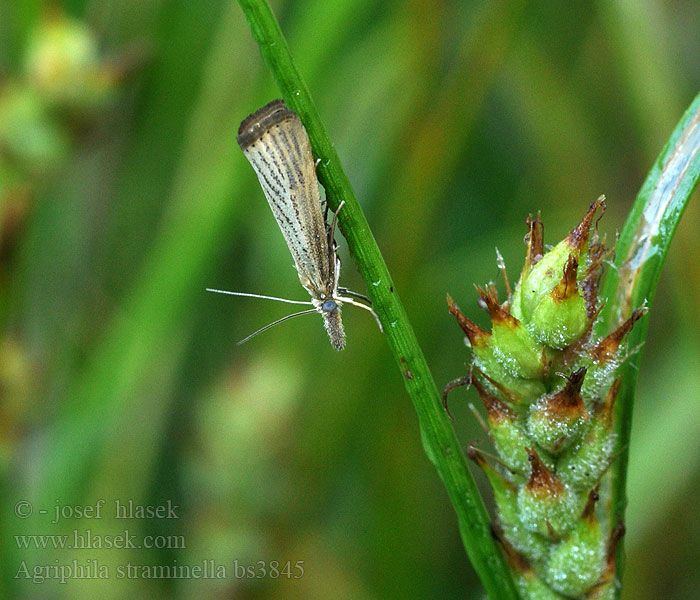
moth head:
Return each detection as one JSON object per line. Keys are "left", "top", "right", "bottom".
{"left": 321, "top": 299, "right": 338, "bottom": 312}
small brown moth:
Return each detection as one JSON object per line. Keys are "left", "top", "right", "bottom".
{"left": 207, "top": 99, "right": 381, "bottom": 350}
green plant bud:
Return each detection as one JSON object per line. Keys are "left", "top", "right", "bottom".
{"left": 503, "top": 508, "right": 551, "bottom": 568}
{"left": 471, "top": 376, "right": 537, "bottom": 476}
{"left": 494, "top": 524, "right": 568, "bottom": 600}
{"left": 447, "top": 295, "right": 545, "bottom": 405}
{"left": 519, "top": 198, "right": 605, "bottom": 321}
{"left": 517, "top": 570, "right": 569, "bottom": 600}
{"left": 517, "top": 448, "right": 586, "bottom": 539}
{"left": 467, "top": 447, "right": 550, "bottom": 564}
{"left": 474, "top": 348, "right": 547, "bottom": 408}
{"left": 477, "top": 285, "right": 547, "bottom": 379}
{"left": 473, "top": 364, "right": 547, "bottom": 414}
{"left": 519, "top": 240, "right": 575, "bottom": 322}
{"left": 584, "top": 522, "right": 625, "bottom": 599}
{"left": 544, "top": 489, "right": 606, "bottom": 597}
{"left": 24, "top": 14, "right": 113, "bottom": 109}
{"left": 557, "top": 380, "right": 619, "bottom": 491}
{"left": 581, "top": 307, "right": 646, "bottom": 401}
{"left": 0, "top": 84, "right": 68, "bottom": 170}
{"left": 527, "top": 368, "right": 589, "bottom": 454}
{"left": 529, "top": 255, "right": 589, "bottom": 349}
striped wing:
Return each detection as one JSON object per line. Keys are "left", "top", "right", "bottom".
{"left": 238, "top": 100, "right": 333, "bottom": 295}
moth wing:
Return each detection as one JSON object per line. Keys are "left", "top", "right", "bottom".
{"left": 238, "top": 103, "right": 332, "bottom": 293}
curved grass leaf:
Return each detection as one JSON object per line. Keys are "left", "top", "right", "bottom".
{"left": 596, "top": 90, "right": 700, "bottom": 594}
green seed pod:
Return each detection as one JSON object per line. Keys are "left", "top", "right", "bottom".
{"left": 517, "top": 570, "right": 570, "bottom": 600}
{"left": 517, "top": 448, "right": 586, "bottom": 539}
{"left": 584, "top": 523, "right": 626, "bottom": 600}
{"left": 468, "top": 447, "right": 550, "bottom": 565}
{"left": 477, "top": 286, "right": 547, "bottom": 380}
{"left": 544, "top": 489, "right": 606, "bottom": 597}
{"left": 495, "top": 528, "right": 568, "bottom": 600}
{"left": 526, "top": 368, "right": 589, "bottom": 454}
{"left": 474, "top": 346, "right": 547, "bottom": 408}
{"left": 518, "top": 198, "right": 605, "bottom": 322}
{"left": 529, "top": 255, "right": 589, "bottom": 349}
{"left": 557, "top": 380, "right": 619, "bottom": 491}
{"left": 471, "top": 376, "right": 538, "bottom": 476}
{"left": 447, "top": 295, "right": 545, "bottom": 405}
{"left": 520, "top": 241, "right": 576, "bottom": 322}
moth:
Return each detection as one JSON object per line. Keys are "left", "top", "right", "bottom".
{"left": 208, "top": 99, "right": 381, "bottom": 350}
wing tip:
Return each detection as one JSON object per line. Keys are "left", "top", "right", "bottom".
{"left": 237, "top": 99, "right": 300, "bottom": 150}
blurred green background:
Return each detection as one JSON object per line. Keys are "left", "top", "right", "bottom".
{"left": 1, "top": 1, "right": 699, "bottom": 598}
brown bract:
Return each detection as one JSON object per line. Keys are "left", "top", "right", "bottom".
{"left": 591, "top": 307, "right": 646, "bottom": 363}
{"left": 475, "top": 284, "right": 519, "bottom": 328}
{"left": 551, "top": 255, "right": 580, "bottom": 303}
{"left": 525, "top": 447, "right": 564, "bottom": 498}
{"left": 545, "top": 367, "right": 588, "bottom": 421}
{"left": 524, "top": 213, "right": 544, "bottom": 272}
{"left": 582, "top": 487, "right": 600, "bottom": 522}
{"left": 446, "top": 293, "right": 491, "bottom": 348}
{"left": 566, "top": 195, "right": 606, "bottom": 255}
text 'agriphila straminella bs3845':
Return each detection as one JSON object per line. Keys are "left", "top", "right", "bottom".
{"left": 207, "top": 99, "right": 382, "bottom": 351}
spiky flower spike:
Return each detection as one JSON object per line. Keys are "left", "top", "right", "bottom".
{"left": 446, "top": 197, "right": 646, "bottom": 600}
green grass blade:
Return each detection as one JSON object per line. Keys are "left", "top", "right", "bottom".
{"left": 596, "top": 90, "right": 700, "bottom": 592}
{"left": 236, "top": 1, "right": 520, "bottom": 597}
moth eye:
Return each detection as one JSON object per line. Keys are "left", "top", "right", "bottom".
{"left": 322, "top": 300, "right": 337, "bottom": 312}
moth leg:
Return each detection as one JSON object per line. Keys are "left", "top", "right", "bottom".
{"left": 336, "top": 294, "right": 383, "bottom": 333}
{"left": 327, "top": 200, "right": 345, "bottom": 265}
{"left": 338, "top": 287, "right": 372, "bottom": 305}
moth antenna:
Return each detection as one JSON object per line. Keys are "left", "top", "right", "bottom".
{"left": 237, "top": 308, "right": 318, "bottom": 345}
{"left": 206, "top": 289, "right": 313, "bottom": 306}
{"left": 336, "top": 295, "right": 383, "bottom": 333}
